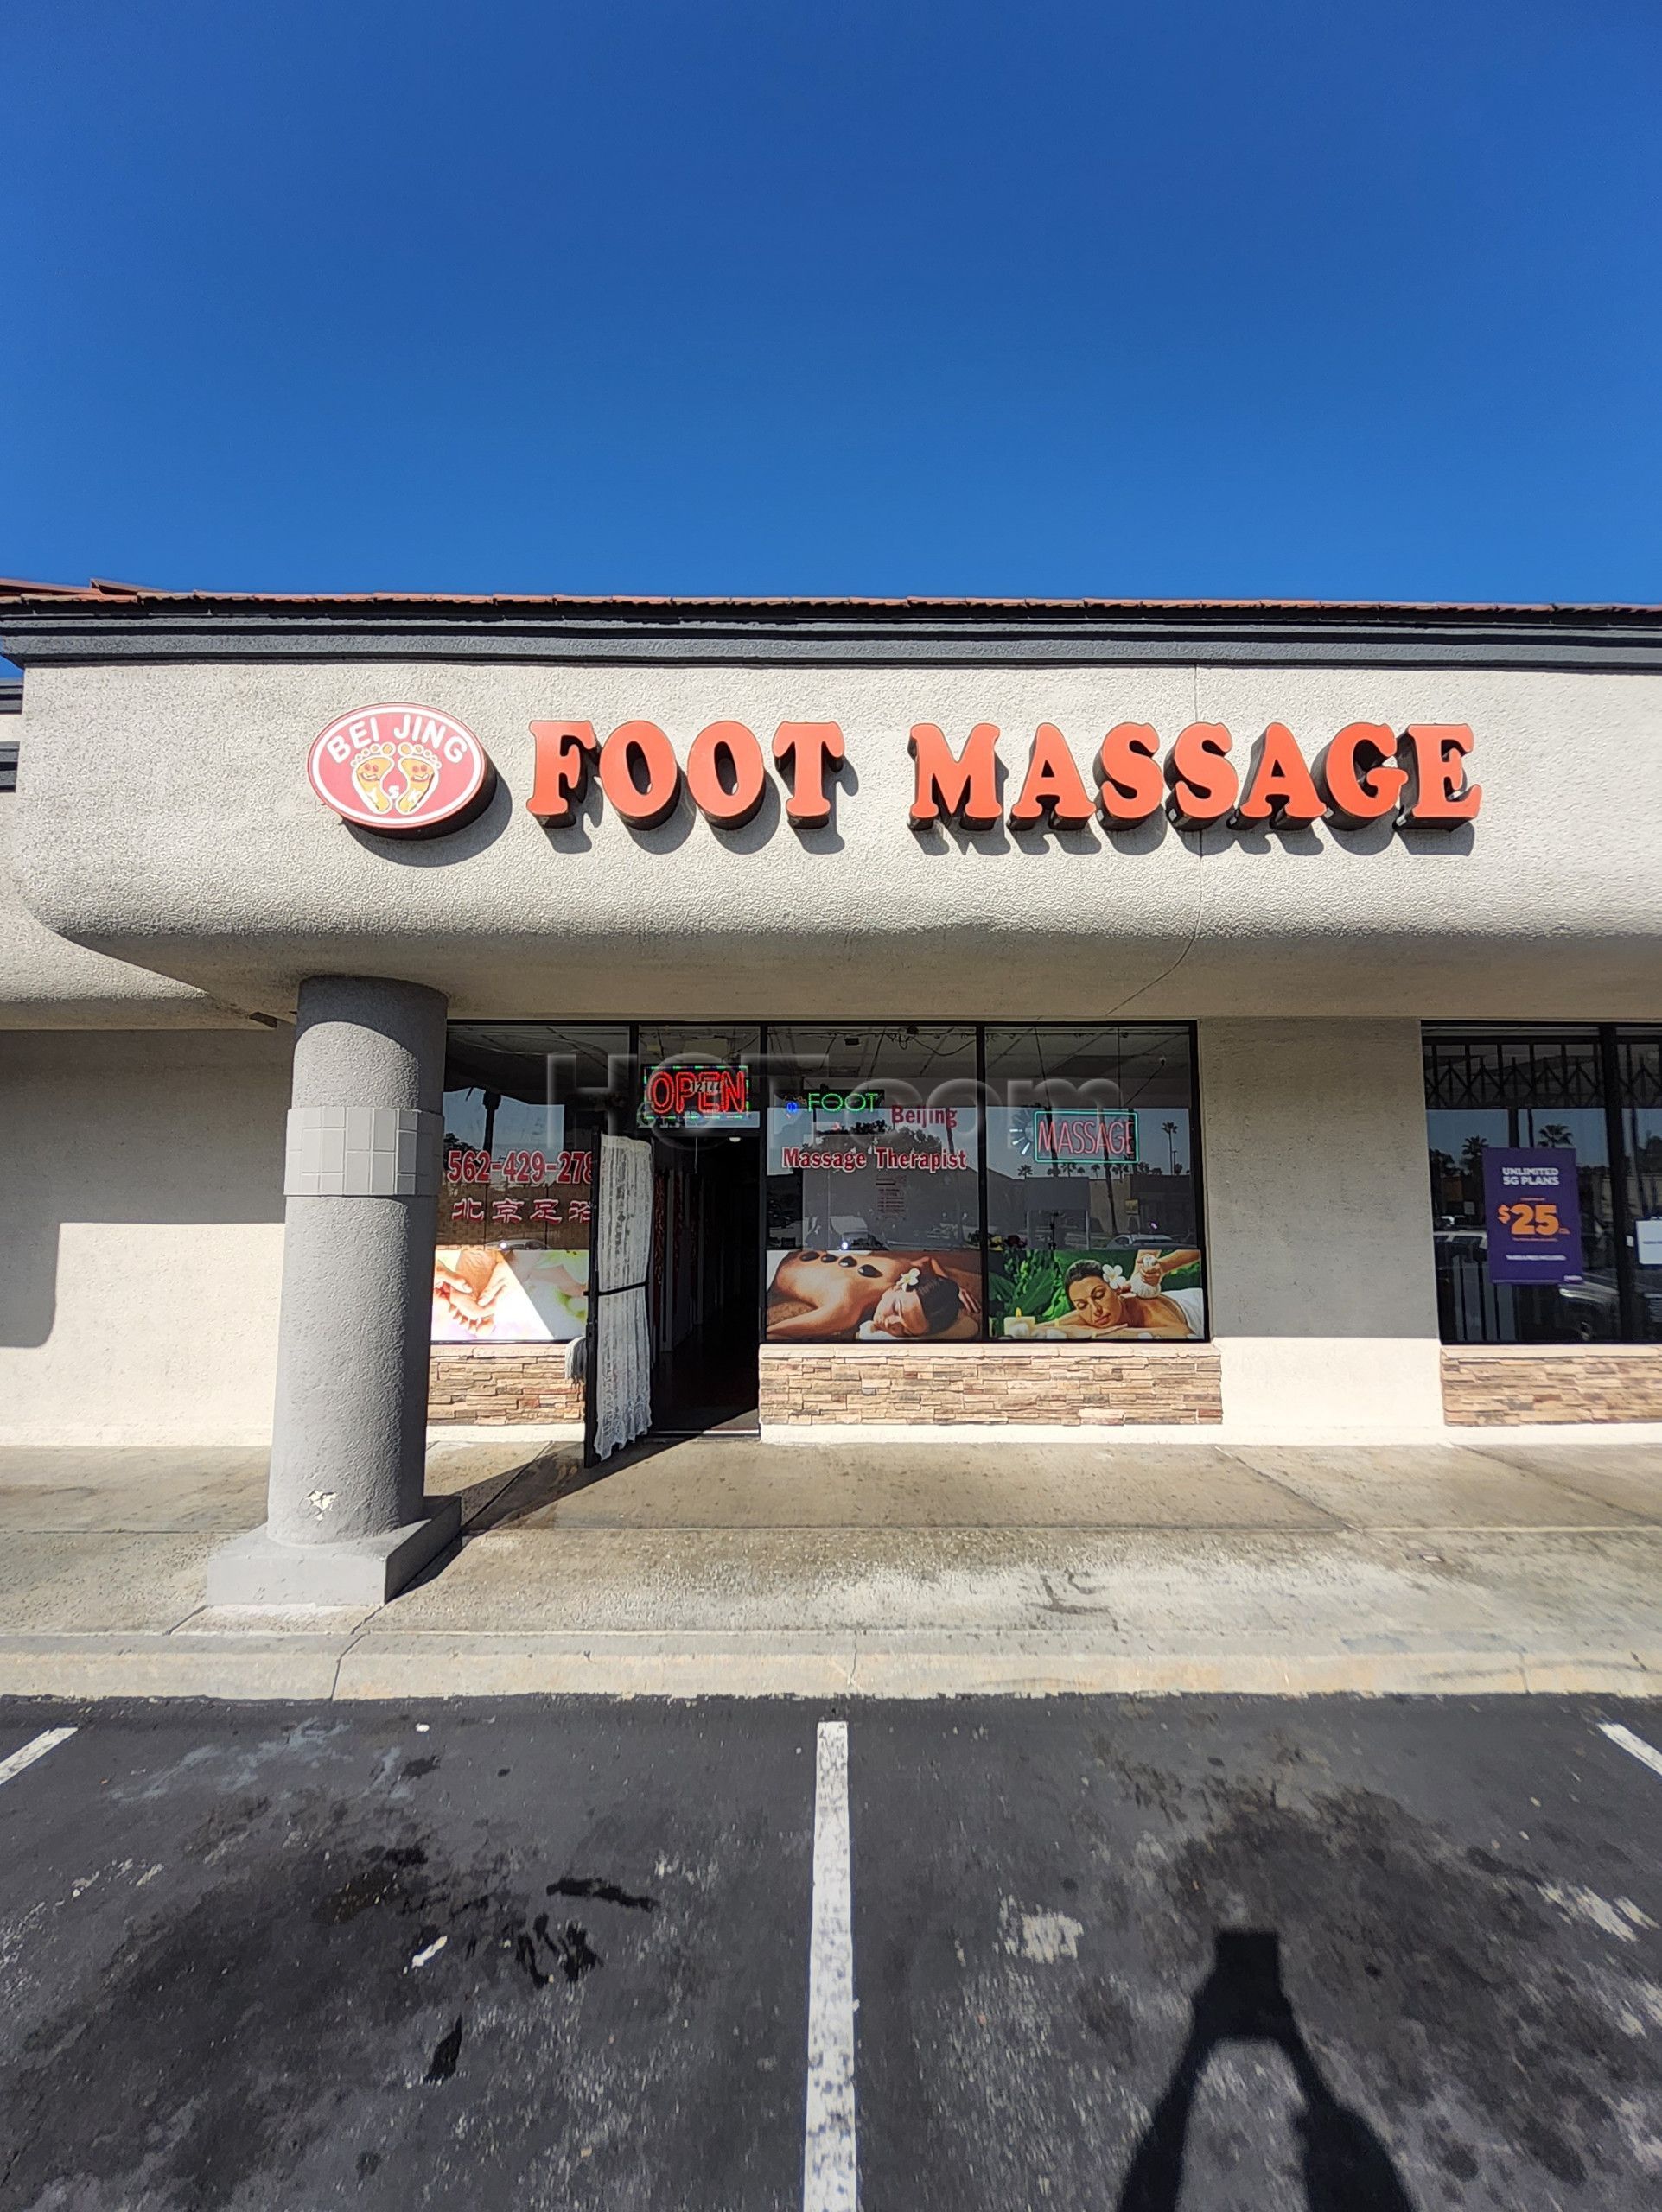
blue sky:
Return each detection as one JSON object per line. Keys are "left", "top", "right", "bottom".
{"left": 3, "top": 0, "right": 1659, "bottom": 602}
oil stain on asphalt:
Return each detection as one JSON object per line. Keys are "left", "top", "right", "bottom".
{"left": 424, "top": 2017, "right": 464, "bottom": 2083}
{"left": 1, "top": 1815, "right": 634, "bottom": 2206}
{"left": 0, "top": 1702, "right": 812, "bottom": 2212}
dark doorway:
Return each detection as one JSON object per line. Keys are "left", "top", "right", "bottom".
{"left": 647, "top": 1126, "right": 761, "bottom": 1433}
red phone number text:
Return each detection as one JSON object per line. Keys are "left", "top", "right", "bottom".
{"left": 444, "top": 1147, "right": 592, "bottom": 1186}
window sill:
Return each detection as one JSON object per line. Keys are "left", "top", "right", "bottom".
{"left": 759, "top": 1338, "right": 1213, "bottom": 1355}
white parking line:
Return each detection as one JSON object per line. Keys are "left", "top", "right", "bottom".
{"left": 804, "top": 1719, "right": 857, "bottom": 2212}
{"left": 0, "top": 1727, "right": 76, "bottom": 1789}
{"left": 1599, "top": 1720, "right": 1662, "bottom": 1781}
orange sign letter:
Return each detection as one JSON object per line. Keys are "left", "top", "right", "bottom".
{"left": 908, "top": 723, "right": 1002, "bottom": 830}
{"left": 1168, "top": 723, "right": 1237, "bottom": 825}
{"left": 1237, "top": 722, "right": 1325, "bottom": 826}
{"left": 1096, "top": 723, "right": 1164, "bottom": 824}
{"left": 1009, "top": 724, "right": 1095, "bottom": 829}
{"left": 526, "top": 721, "right": 598, "bottom": 824}
{"left": 686, "top": 721, "right": 767, "bottom": 829}
{"left": 599, "top": 720, "right": 682, "bottom": 828}
{"left": 1319, "top": 722, "right": 1407, "bottom": 823}
{"left": 772, "top": 721, "right": 846, "bottom": 826}
{"left": 1401, "top": 724, "right": 1481, "bottom": 825}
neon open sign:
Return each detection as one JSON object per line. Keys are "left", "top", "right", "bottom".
{"left": 641, "top": 1065, "right": 752, "bottom": 1121}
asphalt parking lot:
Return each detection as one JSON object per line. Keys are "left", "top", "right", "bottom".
{"left": 1, "top": 1696, "right": 1659, "bottom": 2210}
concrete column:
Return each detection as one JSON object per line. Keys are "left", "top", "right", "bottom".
{"left": 1199, "top": 1018, "right": 1446, "bottom": 1441}
{"left": 209, "top": 976, "right": 458, "bottom": 1605}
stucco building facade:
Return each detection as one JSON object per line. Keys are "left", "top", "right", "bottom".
{"left": 3, "top": 587, "right": 1659, "bottom": 1598}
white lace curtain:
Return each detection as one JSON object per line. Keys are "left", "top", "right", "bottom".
{"left": 591, "top": 1134, "right": 653, "bottom": 1459}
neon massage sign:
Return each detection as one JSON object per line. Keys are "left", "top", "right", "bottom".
{"left": 309, "top": 709, "right": 1481, "bottom": 838}
{"left": 1034, "top": 1109, "right": 1138, "bottom": 1161}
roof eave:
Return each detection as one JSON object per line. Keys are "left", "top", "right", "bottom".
{"left": 6, "top": 588, "right": 1662, "bottom": 672}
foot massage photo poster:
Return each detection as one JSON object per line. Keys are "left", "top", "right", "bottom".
{"left": 431, "top": 1248, "right": 591, "bottom": 1343}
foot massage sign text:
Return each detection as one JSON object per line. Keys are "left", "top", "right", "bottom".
{"left": 309, "top": 709, "right": 1482, "bottom": 839}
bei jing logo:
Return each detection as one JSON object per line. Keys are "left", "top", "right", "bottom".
{"left": 309, "top": 705, "right": 494, "bottom": 835}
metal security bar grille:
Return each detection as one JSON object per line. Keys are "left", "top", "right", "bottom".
{"left": 0, "top": 739, "right": 17, "bottom": 793}
{"left": 1423, "top": 1030, "right": 1605, "bottom": 1111}
{"left": 1617, "top": 1036, "right": 1662, "bottom": 1110}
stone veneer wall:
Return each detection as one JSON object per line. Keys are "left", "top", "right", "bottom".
{"left": 1442, "top": 1345, "right": 1662, "bottom": 1426}
{"left": 429, "top": 1345, "right": 583, "bottom": 1426}
{"left": 759, "top": 1344, "right": 1223, "bottom": 1427}
{"left": 430, "top": 1344, "right": 1226, "bottom": 1427}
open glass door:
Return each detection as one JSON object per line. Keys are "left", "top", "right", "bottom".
{"left": 584, "top": 1132, "right": 654, "bottom": 1462}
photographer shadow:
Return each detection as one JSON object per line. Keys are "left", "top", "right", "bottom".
{"left": 1117, "top": 1932, "right": 1416, "bottom": 2212}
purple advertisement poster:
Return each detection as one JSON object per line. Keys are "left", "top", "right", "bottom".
{"left": 1481, "top": 1147, "right": 1582, "bottom": 1285}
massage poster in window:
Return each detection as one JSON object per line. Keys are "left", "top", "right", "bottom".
{"left": 434, "top": 1121, "right": 593, "bottom": 1342}
{"left": 431, "top": 1247, "right": 590, "bottom": 1343}
{"left": 766, "top": 1247, "right": 982, "bottom": 1341}
{"left": 988, "top": 1245, "right": 1205, "bottom": 1340}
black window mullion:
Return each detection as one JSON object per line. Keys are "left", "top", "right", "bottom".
{"left": 1185, "top": 1020, "right": 1210, "bottom": 1341}
{"left": 1599, "top": 1024, "right": 1641, "bottom": 1341}
{"left": 756, "top": 1023, "right": 769, "bottom": 1353}
{"left": 975, "top": 1025, "right": 991, "bottom": 1341}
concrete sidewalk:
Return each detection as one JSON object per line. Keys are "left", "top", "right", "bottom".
{"left": 1, "top": 1434, "right": 1659, "bottom": 1700}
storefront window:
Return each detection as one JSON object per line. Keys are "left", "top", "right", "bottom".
{"left": 983, "top": 1025, "right": 1205, "bottom": 1342}
{"left": 1423, "top": 1027, "right": 1619, "bottom": 1343}
{"left": 766, "top": 1026, "right": 983, "bottom": 1342}
{"left": 438, "top": 1024, "right": 629, "bottom": 1345}
{"left": 763, "top": 1023, "right": 1207, "bottom": 1344}
{"left": 1616, "top": 1030, "right": 1662, "bottom": 1342}
{"left": 438, "top": 1020, "right": 1210, "bottom": 1353}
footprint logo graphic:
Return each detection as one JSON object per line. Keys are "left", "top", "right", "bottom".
{"left": 394, "top": 742, "right": 441, "bottom": 815}
{"left": 350, "top": 747, "right": 397, "bottom": 814}
{"left": 311, "top": 705, "right": 492, "bottom": 836}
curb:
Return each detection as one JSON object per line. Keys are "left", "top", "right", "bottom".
{"left": 2, "top": 1634, "right": 1659, "bottom": 1702}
